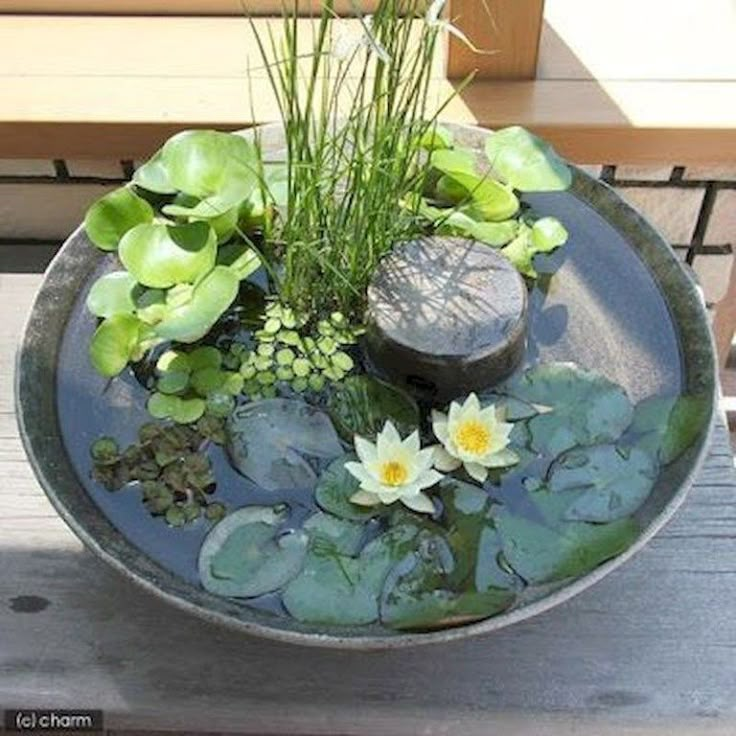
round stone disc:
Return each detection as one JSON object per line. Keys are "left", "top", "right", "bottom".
{"left": 365, "top": 236, "right": 528, "bottom": 401}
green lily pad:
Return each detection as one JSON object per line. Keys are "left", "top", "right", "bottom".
{"left": 216, "top": 242, "right": 261, "bottom": 281}
{"left": 494, "top": 490, "right": 639, "bottom": 585}
{"left": 86, "top": 271, "right": 138, "bottom": 318}
{"left": 430, "top": 148, "right": 477, "bottom": 177}
{"left": 132, "top": 151, "right": 177, "bottom": 194}
{"left": 417, "top": 125, "right": 454, "bottom": 151}
{"left": 501, "top": 218, "right": 568, "bottom": 278}
{"left": 89, "top": 314, "right": 141, "bottom": 377}
{"left": 303, "top": 513, "right": 365, "bottom": 556}
{"left": 485, "top": 126, "right": 572, "bottom": 192}
{"left": 84, "top": 186, "right": 154, "bottom": 251}
{"left": 327, "top": 375, "right": 420, "bottom": 441}
{"left": 315, "top": 455, "right": 382, "bottom": 521}
{"left": 199, "top": 505, "right": 308, "bottom": 598}
{"left": 503, "top": 363, "right": 634, "bottom": 456}
{"left": 436, "top": 171, "right": 519, "bottom": 222}
{"left": 162, "top": 129, "right": 258, "bottom": 200}
{"left": 548, "top": 444, "right": 657, "bottom": 522}
{"left": 171, "top": 397, "right": 206, "bottom": 424}
{"left": 226, "top": 399, "right": 343, "bottom": 491}
{"left": 154, "top": 266, "right": 240, "bottom": 343}
{"left": 119, "top": 221, "right": 217, "bottom": 289}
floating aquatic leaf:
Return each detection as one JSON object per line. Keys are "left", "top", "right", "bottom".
{"left": 430, "top": 148, "right": 477, "bottom": 177}
{"left": 501, "top": 218, "right": 568, "bottom": 278}
{"left": 435, "top": 171, "right": 519, "bottom": 222}
{"left": 327, "top": 375, "right": 420, "bottom": 441}
{"left": 485, "top": 126, "right": 572, "bottom": 192}
{"left": 226, "top": 399, "right": 343, "bottom": 491}
{"left": 547, "top": 444, "right": 656, "bottom": 522}
{"left": 494, "top": 490, "right": 639, "bottom": 585}
{"left": 503, "top": 363, "right": 634, "bottom": 456}
{"left": 132, "top": 151, "right": 177, "bottom": 194}
{"left": 417, "top": 125, "right": 454, "bottom": 151}
{"left": 315, "top": 455, "right": 383, "bottom": 521}
{"left": 162, "top": 129, "right": 259, "bottom": 200}
{"left": 303, "top": 512, "right": 365, "bottom": 556}
{"left": 154, "top": 266, "right": 240, "bottom": 343}
{"left": 89, "top": 314, "right": 142, "bottom": 378}
{"left": 119, "top": 221, "right": 217, "bottom": 289}
{"left": 216, "top": 242, "right": 261, "bottom": 281}
{"left": 86, "top": 271, "right": 138, "bottom": 318}
{"left": 90, "top": 437, "right": 120, "bottom": 465}
{"left": 199, "top": 505, "right": 308, "bottom": 598}
{"left": 84, "top": 186, "right": 154, "bottom": 251}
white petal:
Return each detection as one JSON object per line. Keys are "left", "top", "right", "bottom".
{"left": 415, "top": 446, "right": 437, "bottom": 474}
{"left": 401, "top": 492, "right": 436, "bottom": 515}
{"left": 416, "top": 468, "right": 445, "bottom": 490}
{"left": 484, "top": 449, "right": 520, "bottom": 468}
{"left": 344, "top": 461, "right": 376, "bottom": 486}
{"left": 432, "top": 411, "right": 449, "bottom": 443}
{"left": 480, "top": 404, "right": 499, "bottom": 423}
{"left": 354, "top": 435, "right": 377, "bottom": 465}
{"left": 350, "top": 490, "right": 381, "bottom": 506}
{"left": 377, "top": 420, "right": 402, "bottom": 456}
{"left": 448, "top": 400, "right": 462, "bottom": 424}
{"left": 465, "top": 462, "right": 489, "bottom": 483}
{"left": 433, "top": 445, "right": 462, "bottom": 472}
{"left": 465, "top": 392, "right": 481, "bottom": 413}
{"left": 403, "top": 429, "right": 421, "bottom": 454}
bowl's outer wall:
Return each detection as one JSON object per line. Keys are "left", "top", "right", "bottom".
{"left": 15, "top": 123, "right": 717, "bottom": 649}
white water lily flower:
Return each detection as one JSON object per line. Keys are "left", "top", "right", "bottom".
{"left": 432, "top": 393, "right": 518, "bottom": 483}
{"left": 345, "top": 421, "right": 443, "bottom": 514}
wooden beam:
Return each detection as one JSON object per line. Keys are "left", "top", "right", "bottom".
{"left": 446, "top": 0, "right": 545, "bottom": 80}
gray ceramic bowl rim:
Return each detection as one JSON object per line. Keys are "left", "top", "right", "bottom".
{"left": 15, "top": 126, "right": 717, "bottom": 650}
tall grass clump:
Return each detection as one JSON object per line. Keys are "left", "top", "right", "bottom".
{"left": 249, "top": 0, "right": 468, "bottom": 320}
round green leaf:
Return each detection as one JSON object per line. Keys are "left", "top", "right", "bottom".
{"left": 84, "top": 187, "right": 154, "bottom": 251}
{"left": 191, "top": 367, "right": 226, "bottom": 396}
{"left": 132, "top": 151, "right": 177, "bottom": 194}
{"left": 437, "top": 172, "right": 519, "bottom": 222}
{"left": 171, "top": 397, "right": 206, "bottom": 424}
{"left": 217, "top": 242, "right": 261, "bottom": 281}
{"left": 531, "top": 216, "right": 569, "bottom": 251}
{"left": 162, "top": 129, "right": 259, "bottom": 199}
{"left": 89, "top": 314, "right": 141, "bottom": 378}
{"left": 485, "top": 126, "right": 572, "bottom": 192}
{"left": 147, "top": 391, "right": 179, "bottom": 419}
{"left": 157, "top": 370, "right": 190, "bottom": 395}
{"left": 430, "top": 148, "right": 477, "bottom": 177}
{"left": 188, "top": 346, "right": 222, "bottom": 371}
{"left": 86, "top": 271, "right": 138, "bottom": 318}
{"left": 198, "top": 505, "right": 308, "bottom": 598}
{"left": 315, "top": 455, "right": 382, "bottom": 521}
{"left": 119, "top": 221, "right": 217, "bottom": 289}
{"left": 154, "top": 266, "right": 240, "bottom": 343}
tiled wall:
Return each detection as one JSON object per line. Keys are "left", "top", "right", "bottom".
{"left": 1, "top": 159, "right": 734, "bottom": 305}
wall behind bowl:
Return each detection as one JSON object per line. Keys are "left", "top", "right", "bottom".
{"left": 0, "top": 159, "right": 734, "bottom": 310}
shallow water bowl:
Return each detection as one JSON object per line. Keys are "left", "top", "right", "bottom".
{"left": 16, "top": 123, "right": 716, "bottom": 649}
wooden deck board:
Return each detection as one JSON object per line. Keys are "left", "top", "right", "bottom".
{"left": 1, "top": 249, "right": 735, "bottom": 734}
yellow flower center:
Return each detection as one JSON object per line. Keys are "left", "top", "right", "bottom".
{"left": 379, "top": 460, "right": 409, "bottom": 487}
{"left": 454, "top": 420, "right": 492, "bottom": 455}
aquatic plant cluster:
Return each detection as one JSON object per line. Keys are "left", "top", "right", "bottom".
{"left": 79, "top": 1, "right": 708, "bottom": 632}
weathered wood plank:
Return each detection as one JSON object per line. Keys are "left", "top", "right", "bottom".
{"left": 2, "top": 269, "right": 736, "bottom": 734}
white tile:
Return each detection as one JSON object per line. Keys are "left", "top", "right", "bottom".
{"left": 615, "top": 165, "right": 674, "bottom": 181}
{"left": 615, "top": 186, "right": 705, "bottom": 244}
{"left": 65, "top": 160, "right": 125, "bottom": 179}
{"left": 684, "top": 165, "right": 736, "bottom": 182}
{"left": 0, "top": 159, "right": 55, "bottom": 177}
{"left": 0, "top": 183, "right": 118, "bottom": 239}
{"left": 693, "top": 251, "right": 734, "bottom": 305}
{"left": 705, "top": 189, "right": 736, "bottom": 244}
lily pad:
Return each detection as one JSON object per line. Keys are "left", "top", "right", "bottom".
{"left": 89, "top": 314, "right": 141, "bottom": 377}
{"left": 162, "top": 129, "right": 258, "bottom": 200}
{"left": 503, "top": 363, "right": 634, "bottom": 456}
{"left": 199, "top": 505, "right": 308, "bottom": 598}
{"left": 430, "top": 148, "right": 477, "bottom": 177}
{"left": 226, "top": 399, "right": 343, "bottom": 491}
{"left": 303, "top": 512, "right": 365, "bottom": 556}
{"left": 86, "top": 271, "right": 138, "bottom": 318}
{"left": 216, "top": 242, "right": 261, "bottom": 280}
{"left": 501, "top": 219, "right": 568, "bottom": 278}
{"left": 119, "top": 221, "right": 217, "bottom": 289}
{"left": 494, "top": 490, "right": 639, "bottom": 585}
{"left": 154, "top": 266, "right": 240, "bottom": 343}
{"left": 436, "top": 171, "right": 519, "bottom": 222}
{"left": 132, "top": 151, "right": 177, "bottom": 194}
{"left": 485, "top": 126, "right": 572, "bottom": 192}
{"left": 315, "top": 455, "right": 383, "bottom": 521}
{"left": 327, "top": 375, "right": 420, "bottom": 441}
{"left": 548, "top": 444, "right": 657, "bottom": 522}
{"left": 84, "top": 186, "right": 154, "bottom": 251}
